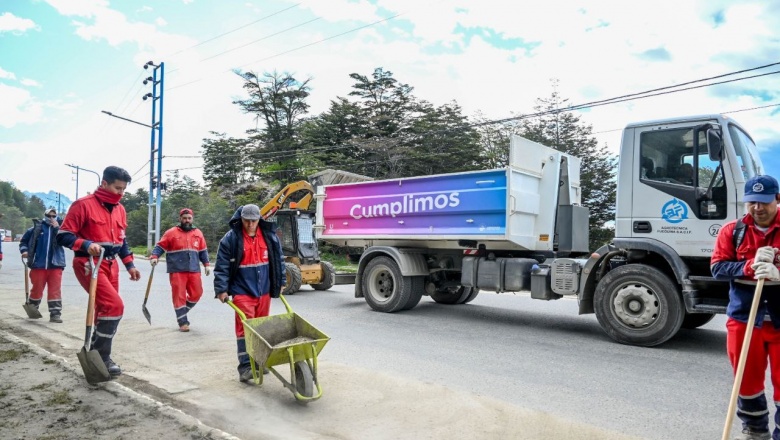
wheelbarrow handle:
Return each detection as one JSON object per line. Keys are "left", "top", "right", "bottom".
{"left": 225, "top": 300, "right": 248, "bottom": 321}
{"left": 279, "top": 294, "right": 293, "bottom": 314}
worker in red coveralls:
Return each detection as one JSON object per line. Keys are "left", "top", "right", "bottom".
{"left": 57, "top": 166, "right": 141, "bottom": 378}
{"left": 20, "top": 208, "right": 67, "bottom": 322}
{"left": 150, "top": 208, "right": 210, "bottom": 332}
{"left": 214, "top": 204, "right": 285, "bottom": 383}
{"left": 711, "top": 175, "right": 780, "bottom": 440}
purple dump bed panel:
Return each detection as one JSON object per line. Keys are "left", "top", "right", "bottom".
{"left": 321, "top": 170, "right": 507, "bottom": 236}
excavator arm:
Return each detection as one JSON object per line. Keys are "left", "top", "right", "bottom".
{"left": 260, "top": 180, "right": 315, "bottom": 219}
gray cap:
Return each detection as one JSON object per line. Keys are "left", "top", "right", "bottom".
{"left": 241, "top": 204, "right": 261, "bottom": 220}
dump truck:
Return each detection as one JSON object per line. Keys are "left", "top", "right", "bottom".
{"left": 315, "top": 114, "right": 765, "bottom": 347}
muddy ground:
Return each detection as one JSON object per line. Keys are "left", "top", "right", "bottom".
{"left": 0, "top": 332, "right": 233, "bottom": 440}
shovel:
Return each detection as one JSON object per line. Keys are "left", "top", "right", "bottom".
{"left": 721, "top": 278, "right": 765, "bottom": 440}
{"left": 21, "top": 256, "right": 43, "bottom": 319}
{"left": 142, "top": 263, "right": 156, "bottom": 324}
{"left": 77, "top": 248, "right": 111, "bottom": 385}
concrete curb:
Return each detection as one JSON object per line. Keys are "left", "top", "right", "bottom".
{"left": 0, "top": 329, "right": 241, "bottom": 440}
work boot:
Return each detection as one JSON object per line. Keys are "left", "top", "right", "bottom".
{"left": 179, "top": 324, "right": 190, "bottom": 332}
{"left": 104, "top": 358, "right": 122, "bottom": 378}
{"left": 733, "top": 428, "right": 771, "bottom": 440}
{"left": 239, "top": 368, "right": 253, "bottom": 383}
{"left": 50, "top": 314, "right": 62, "bottom": 323}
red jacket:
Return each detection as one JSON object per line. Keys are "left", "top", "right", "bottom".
{"left": 56, "top": 193, "right": 135, "bottom": 269}
{"left": 151, "top": 226, "right": 209, "bottom": 273}
{"left": 711, "top": 213, "right": 780, "bottom": 326}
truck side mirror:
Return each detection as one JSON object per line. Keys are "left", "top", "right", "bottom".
{"left": 707, "top": 128, "right": 723, "bottom": 162}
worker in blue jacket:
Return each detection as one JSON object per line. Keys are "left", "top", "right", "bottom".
{"left": 20, "top": 208, "right": 67, "bottom": 322}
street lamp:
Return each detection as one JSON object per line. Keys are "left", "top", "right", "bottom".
{"left": 65, "top": 164, "right": 101, "bottom": 200}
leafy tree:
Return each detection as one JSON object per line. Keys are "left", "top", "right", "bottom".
{"left": 518, "top": 84, "right": 617, "bottom": 249}
{"left": 0, "top": 203, "right": 27, "bottom": 236}
{"left": 403, "top": 100, "right": 481, "bottom": 177}
{"left": 201, "top": 132, "right": 253, "bottom": 188}
{"left": 472, "top": 111, "right": 514, "bottom": 169}
{"left": 25, "top": 195, "right": 46, "bottom": 219}
{"left": 233, "top": 70, "right": 311, "bottom": 183}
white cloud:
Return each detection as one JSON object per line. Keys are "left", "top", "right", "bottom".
{"left": 0, "top": 12, "right": 37, "bottom": 33}
{"left": 0, "top": 67, "right": 17, "bottom": 80}
{"left": 137, "top": 6, "right": 153, "bottom": 13}
{"left": 155, "top": 17, "right": 167, "bottom": 27}
{"left": 301, "top": 0, "right": 380, "bottom": 22}
{"left": 0, "top": 84, "right": 44, "bottom": 128}
{"left": 20, "top": 78, "right": 42, "bottom": 87}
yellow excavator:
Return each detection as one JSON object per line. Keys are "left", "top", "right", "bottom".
{"left": 261, "top": 181, "right": 335, "bottom": 295}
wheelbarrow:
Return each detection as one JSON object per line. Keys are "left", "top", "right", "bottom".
{"left": 227, "top": 295, "right": 329, "bottom": 404}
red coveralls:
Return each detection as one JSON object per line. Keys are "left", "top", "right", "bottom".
{"left": 712, "top": 213, "right": 780, "bottom": 437}
{"left": 151, "top": 226, "right": 210, "bottom": 327}
{"left": 233, "top": 232, "right": 271, "bottom": 371}
{"left": 58, "top": 193, "right": 134, "bottom": 362}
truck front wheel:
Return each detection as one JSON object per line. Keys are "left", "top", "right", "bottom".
{"left": 593, "top": 265, "right": 684, "bottom": 347}
{"left": 362, "top": 256, "right": 413, "bottom": 313}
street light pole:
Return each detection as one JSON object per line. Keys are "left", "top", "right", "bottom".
{"left": 65, "top": 164, "right": 101, "bottom": 199}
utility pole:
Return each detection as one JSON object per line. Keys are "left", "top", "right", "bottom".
{"left": 143, "top": 61, "right": 165, "bottom": 254}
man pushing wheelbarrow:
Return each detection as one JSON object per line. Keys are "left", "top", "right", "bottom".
{"left": 214, "top": 204, "right": 287, "bottom": 383}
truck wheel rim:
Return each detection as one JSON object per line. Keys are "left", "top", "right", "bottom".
{"left": 367, "top": 268, "right": 395, "bottom": 303}
{"left": 612, "top": 283, "right": 659, "bottom": 328}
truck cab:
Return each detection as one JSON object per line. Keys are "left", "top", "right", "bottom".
{"left": 580, "top": 114, "right": 764, "bottom": 345}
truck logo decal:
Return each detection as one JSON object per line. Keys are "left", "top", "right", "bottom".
{"left": 349, "top": 192, "right": 461, "bottom": 220}
{"left": 753, "top": 182, "right": 764, "bottom": 192}
{"left": 661, "top": 198, "right": 688, "bottom": 224}
{"left": 708, "top": 224, "right": 721, "bottom": 237}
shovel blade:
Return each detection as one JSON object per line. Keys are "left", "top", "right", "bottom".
{"left": 142, "top": 305, "right": 151, "bottom": 325}
{"left": 23, "top": 303, "right": 43, "bottom": 319}
{"left": 77, "top": 347, "right": 111, "bottom": 385}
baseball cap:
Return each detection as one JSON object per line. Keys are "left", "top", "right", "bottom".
{"left": 44, "top": 208, "right": 57, "bottom": 217}
{"left": 179, "top": 208, "right": 193, "bottom": 216}
{"left": 744, "top": 175, "right": 779, "bottom": 203}
{"left": 241, "top": 204, "right": 261, "bottom": 220}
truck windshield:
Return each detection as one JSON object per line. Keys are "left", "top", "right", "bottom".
{"left": 728, "top": 124, "right": 763, "bottom": 179}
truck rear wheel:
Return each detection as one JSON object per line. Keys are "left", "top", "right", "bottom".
{"left": 431, "top": 286, "right": 476, "bottom": 305}
{"left": 362, "top": 256, "right": 413, "bottom": 313}
{"left": 401, "top": 277, "right": 426, "bottom": 310}
{"left": 593, "top": 265, "right": 684, "bottom": 347}
{"left": 681, "top": 312, "right": 716, "bottom": 329}
{"left": 311, "top": 261, "right": 335, "bottom": 291}
{"left": 283, "top": 262, "right": 302, "bottom": 295}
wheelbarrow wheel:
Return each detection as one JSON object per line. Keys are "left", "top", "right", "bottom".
{"left": 294, "top": 361, "right": 314, "bottom": 405}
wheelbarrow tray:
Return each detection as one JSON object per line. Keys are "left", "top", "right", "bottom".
{"left": 241, "top": 311, "right": 329, "bottom": 369}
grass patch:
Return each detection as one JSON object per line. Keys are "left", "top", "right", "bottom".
{"left": 30, "top": 382, "right": 53, "bottom": 391}
{"left": 319, "top": 252, "right": 358, "bottom": 273}
{"left": 43, "top": 359, "right": 57, "bottom": 365}
{"left": 0, "top": 348, "right": 27, "bottom": 363}
{"left": 0, "top": 390, "right": 7, "bottom": 399}
{"left": 46, "top": 390, "right": 73, "bottom": 406}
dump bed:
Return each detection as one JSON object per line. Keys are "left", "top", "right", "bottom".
{"left": 315, "top": 136, "right": 585, "bottom": 252}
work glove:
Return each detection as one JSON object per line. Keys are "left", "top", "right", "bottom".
{"left": 150, "top": 258, "right": 158, "bottom": 267}
{"left": 752, "top": 261, "right": 780, "bottom": 281}
{"left": 204, "top": 266, "right": 211, "bottom": 276}
{"left": 755, "top": 246, "right": 777, "bottom": 264}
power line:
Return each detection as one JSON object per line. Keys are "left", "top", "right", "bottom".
{"left": 168, "top": 3, "right": 303, "bottom": 59}
{"left": 200, "top": 17, "right": 322, "bottom": 62}
{"left": 167, "top": 11, "right": 404, "bottom": 92}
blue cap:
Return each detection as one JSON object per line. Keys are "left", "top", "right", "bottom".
{"left": 744, "top": 175, "right": 779, "bottom": 203}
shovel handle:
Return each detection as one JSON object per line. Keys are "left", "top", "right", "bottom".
{"left": 85, "top": 249, "right": 105, "bottom": 326}
{"left": 144, "top": 263, "right": 156, "bottom": 301}
{"left": 722, "top": 278, "right": 765, "bottom": 440}
{"left": 21, "top": 256, "right": 30, "bottom": 300}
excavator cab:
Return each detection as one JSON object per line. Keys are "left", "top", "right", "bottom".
{"left": 262, "top": 181, "right": 335, "bottom": 295}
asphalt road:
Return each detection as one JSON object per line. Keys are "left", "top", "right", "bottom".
{"left": 0, "top": 241, "right": 768, "bottom": 439}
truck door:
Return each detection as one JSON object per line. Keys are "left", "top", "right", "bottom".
{"left": 630, "top": 122, "right": 732, "bottom": 258}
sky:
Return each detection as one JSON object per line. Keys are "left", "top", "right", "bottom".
{"left": 1, "top": 0, "right": 780, "bottom": 200}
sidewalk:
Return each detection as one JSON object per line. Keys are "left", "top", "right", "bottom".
{"left": 0, "top": 243, "right": 642, "bottom": 440}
